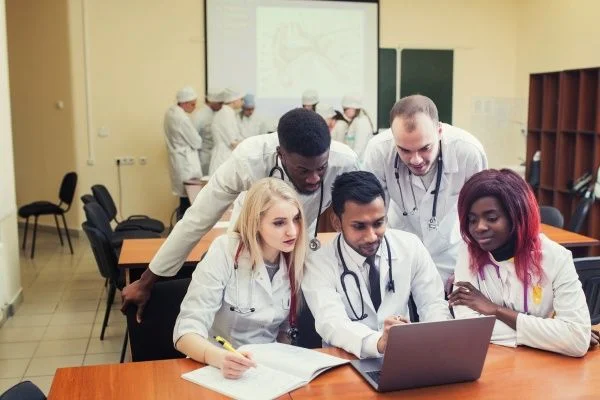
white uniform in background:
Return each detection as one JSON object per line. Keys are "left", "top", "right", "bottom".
{"left": 148, "top": 133, "right": 359, "bottom": 278}
{"left": 239, "top": 112, "right": 268, "bottom": 139}
{"left": 345, "top": 110, "right": 374, "bottom": 160}
{"left": 302, "top": 230, "right": 451, "bottom": 358}
{"left": 191, "top": 106, "right": 216, "bottom": 175}
{"left": 453, "top": 235, "right": 591, "bottom": 357}
{"left": 174, "top": 234, "right": 292, "bottom": 348}
{"left": 164, "top": 104, "right": 203, "bottom": 197}
{"left": 331, "top": 118, "right": 348, "bottom": 143}
{"left": 363, "top": 124, "right": 487, "bottom": 282}
{"left": 209, "top": 104, "right": 243, "bottom": 175}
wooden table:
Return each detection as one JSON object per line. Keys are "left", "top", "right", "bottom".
{"left": 47, "top": 344, "right": 600, "bottom": 399}
{"left": 540, "top": 223, "right": 599, "bottom": 247}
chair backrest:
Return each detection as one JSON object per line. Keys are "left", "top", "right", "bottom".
{"left": 568, "top": 195, "right": 594, "bottom": 233}
{"left": 91, "top": 184, "right": 118, "bottom": 221}
{"left": 81, "top": 222, "right": 120, "bottom": 284}
{"left": 80, "top": 194, "right": 96, "bottom": 205}
{"left": 125, "top": 278, "right": 191, "bottom": 361}
{"left": 296, "top": 292, "right": 323, "bottom": 349}
{"left": 83, "top": 202, "right": 114, "bottom": 240}
{"left": 573, "top": 257, "right": 600, "bottom": 325}
{"left": 0, "top": 380, "right": 46, "bottom": 400}
{"left": 58, "top": 172, "right": 78, "bottom": 209}
{"left": 539, "top": 206, "right": 564, "bottom": 228}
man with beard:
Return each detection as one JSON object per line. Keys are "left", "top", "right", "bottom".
{"left": 122, "top": 108, "right": 359, "bottom": 321}
{"left": 302, "top": 171, "right": 451, "bottom": 358}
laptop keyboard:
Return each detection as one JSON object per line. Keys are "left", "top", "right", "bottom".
{"left": 366, "top": 370, "right": 381, "bottom": 384}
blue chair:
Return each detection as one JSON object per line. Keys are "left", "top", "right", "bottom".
{"left": 573, "top": 257, "right": 600, "bottom": 325}
{"left": 539, "top": 206, "right": 564, "bottom": 228}
{"left": 0, "top": 381, "right": 46, "bottom": 400}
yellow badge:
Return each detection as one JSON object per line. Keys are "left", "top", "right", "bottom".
{"left": 532, "top": 284, "right": 543, "bottom": 305}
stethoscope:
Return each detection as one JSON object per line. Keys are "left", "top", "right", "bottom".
{"left": 269, "top": 154, "right": 324, "bottom": 251}
{"left": 337, "top": 235, "right": 395, "bottom": 321}
{"left": 394, "top": 141, "right": 443, "bottom": 231}
{"left": 229, "top": 243, "right": 300, "bottom": 342}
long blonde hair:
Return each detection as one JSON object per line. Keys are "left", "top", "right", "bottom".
{"left": 233, "top": 178, "right": 306, "bottom": 299}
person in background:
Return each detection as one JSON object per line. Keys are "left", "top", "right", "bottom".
{"left": 239, "top": 93, "right": 269, "bottom": 139}
{"left": 301, "top": 89, "right": 319, "bottom": 111}
{"left": 302, "top": 171, "right": 451, "bottom": 358}
{"left": 191, "top": 89, "right": 223, "bottom": 175}
{"left": 164, "top": 86, "right": 203, "bottom": 219}
{"left": 175, "top": 178, "right": 307, "bottom": 378}
{"left": 315, "top": 103, "right": 337, "bottom": 135}
{"left": 450, "top": 169, "right": 597, "bottom": 357}
{"left": 341, "top": 93, "right": 375, "bottom": 160}
{"left": 363, "top": 95, "right": 487, "bottom": 292}
{"left": 210, "top": 88, "right": 244, "bottom": 175}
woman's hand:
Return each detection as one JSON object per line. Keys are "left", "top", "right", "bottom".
{"left": 449, "top": 281, "right": 499, "bottom": 316}
{"left": 220, "top": 351, "right": 257, "bottom": 379}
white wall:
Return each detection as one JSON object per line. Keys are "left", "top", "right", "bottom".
{"left": 0, "top": 0, "right": 22, "bottom": 320}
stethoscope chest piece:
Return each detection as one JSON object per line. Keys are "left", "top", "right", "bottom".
{"left": 309, "top": 237, "right": 321, "bottom": 251}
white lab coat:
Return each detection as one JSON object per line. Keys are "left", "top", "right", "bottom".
{"left": 302, "top": 229, "right": 452, "bottom": 358}
{"left": 173, "top": 234, "right": 292, "bottom": 348}
{"left": 209, "top": 105, "right": 243, "bottom": 175}
{"left": 453, "top": 235, "right": 591, "bottom": 357}
{"left": 363, "top": 124, "right": 488, "bottom": 282}
{"left": 164, "top": 105, "right": 203, "bottom": 197}
{"left": 149, "top": 133, "right": 359, "bottom": 277}
{"left": 344, "top": 111, "right": 374, "bottom": 160}
{"left": 191, "top": 106, "right": 216, "bottom": 175}
{"left": 238, "top": 112, "right": 268, "bottom": 139}
{"left": 331, "top": 119, "right": 348, "bottom": 143}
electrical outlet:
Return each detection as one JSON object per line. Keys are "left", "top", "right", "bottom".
{"left": 139, "top": 156, "right": 147, "bottom": 165}
{"left": 115, "top": 157, "right": 135, "bottom": 166}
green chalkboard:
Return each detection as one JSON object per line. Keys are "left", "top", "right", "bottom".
{"left": 378, "top": 48, "right": 397, "bottom": 129}
{"left": 400, "top": 49, "right": 453, "bottom": 124}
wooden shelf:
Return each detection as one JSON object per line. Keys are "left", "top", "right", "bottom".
{"left": 542, "top": 74, "right": 559, "bottom": 130}
{"left": 528, "top": 74, "right": 544, "bottom": 130}
{"left": 556, "top": 132, "right": 576, "bottom": 190}
{"left": 575, "top": 133, "right": 595, "bottom": 179}
{"left": 538, "top": 188, "right": 554, "bottom": 206}
{"left": 577, "top": 69, "right": 598, "bottom": 131}
{"left": 559, "top": 70, "right": 579, "bottom": 131}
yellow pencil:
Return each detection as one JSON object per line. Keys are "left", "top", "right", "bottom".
{"left": 214, "top": 336, "right": 243, "bottom": 356}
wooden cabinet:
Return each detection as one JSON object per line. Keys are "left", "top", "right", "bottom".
{"left": 526, "top": 68, "right": 600, "bottom": 256}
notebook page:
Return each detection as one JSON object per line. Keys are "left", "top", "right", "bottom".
{"left": 182, "top": 364, "right": 305, "bottom": 400}
{"left": 239, "top": 342, "right": 349, "bottom": 382}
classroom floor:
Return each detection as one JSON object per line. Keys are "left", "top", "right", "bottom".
{"left": 0, "top": 229, "right": 127, "bottom": 396}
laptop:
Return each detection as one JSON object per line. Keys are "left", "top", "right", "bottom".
{"left": 351, "top": 316, "right": 496, "bottom": 392}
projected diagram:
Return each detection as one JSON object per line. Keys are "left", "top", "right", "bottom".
{"left": 257, "top": 7, "right": 364, "bottom": 98}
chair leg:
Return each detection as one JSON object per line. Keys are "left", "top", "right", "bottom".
{"left": 100, "top": 283, "right": 117, "bottom": 340}
{"left": 22, "top": 217, "right": 29, "bottom": 250}
{"left": 61, "top": 213, "right": 74, "bottom": 255}
{"left": 30, "top": 216, "right": 39, "bottom": 259}
{"left": 120, "top": 329, "right": 128, "bottom": 363}
{"left": 54, "top": 214, "right": 64, "bottom": 246}
{"left": 104, "top": 278, "right": 108, "bottom": 287}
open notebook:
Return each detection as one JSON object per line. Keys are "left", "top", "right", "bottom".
{"left": 182, "top": 342, "right": 349, "bottom": 399}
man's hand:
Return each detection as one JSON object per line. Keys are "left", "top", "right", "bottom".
{"left": 376, "top": 315, "right": 410, "bottom": 354}
{"left": 121, "top": 280, "right": 152, "bottom": 323}
{"left": 591, "top": 329, "right": 599, "bottom": 349}
{"left": 448, "top": 282, "right": 499, "bottom": 315}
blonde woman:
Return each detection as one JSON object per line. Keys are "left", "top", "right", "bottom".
{"left": 174, "top": 177, "right": 306, "bottom": 378}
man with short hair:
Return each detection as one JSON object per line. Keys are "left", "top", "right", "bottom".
{"left": 164, "top": 86, "right": 203, "bottom": 218}
{"left": 238, "top": 94, "right": 269, "bottom": 139}
{"left": 302, "top": 171, "right": 451, "bottom": 358}
{"left": 191, "top": 89, "right": 223, "bottom": 175}
{"left": 122, "top": 108, "right": 359, "bottom": 320}
{"left": 363, "top": 95, "right": 487, "bottom": 291}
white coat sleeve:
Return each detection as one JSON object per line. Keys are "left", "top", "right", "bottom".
{"left": 362, "top": 140, "right": 390, "bottom": 206}
{"left": 452, "top": 243, "right": 522, "bottom": 347}
{"left": 173, "top": 236, "right": 230, "bottom": 345}
{"left": 515, "top": 252, "right": 591, "bottom": 357}
{"left": 302, "top": 253, "right": 382, "bottom": 358}
{"left": 409, "top": 237, "right": 453, "bottom": 322}
{"left": 148, "top": 150, "right": 256, "bottom": 277}
{"left": 351, "top": 117, "right": 373, "bottom": 160}
{"left": 180, "top": 117, "right": 203, "bottom": 150}
{"left": 463, "top": 142, "right": 488, "bottom": 180}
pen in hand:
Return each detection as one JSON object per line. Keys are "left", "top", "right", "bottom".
{"left": 214, "top": 336, "right": 257, "bottom": 377}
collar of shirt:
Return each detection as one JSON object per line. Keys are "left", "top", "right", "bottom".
{"left": 340, "top": 236, "right": 382, "bottom": 275}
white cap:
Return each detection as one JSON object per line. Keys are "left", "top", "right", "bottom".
{"left": 206, "top": 89, "right": 223, "bottom": 102}
{"left": 302, "top": 89, "right": 319, "bottom": 106}
{"left": 316, "top": 103, "right": 336, "bottom": 120}
{"left": 222, "top": 88, "right": 244, "bottom": 103}
{"left": 176, "top": 86, "right": 198, "bottom": 103}
{"left": 342, "top": 93, "right": 362, "bottom": 109}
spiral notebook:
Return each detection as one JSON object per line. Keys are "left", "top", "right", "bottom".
{"left": 181, "top": 342, "right": 349, "bottom": 399}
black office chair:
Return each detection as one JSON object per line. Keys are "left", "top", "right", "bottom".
{"left": 125, "top": 278, "right": 191, "bottom": 361}
{"left": 91, "top": 184, "right": 165, "bottom": 233}
{"left": 83, "top": 202, "right": 160, "bottom": 250}
{"left": 296, "top": 292, "right": 323, "bottom": 349}
{"left": 81, "top": 222, "right": 125, "bottom": 342}
{"left": 540, "top": 206, "right": 564, "bottom": 228}
{"left": 18, "top": 171, "right": 77, "bottom": 259}
{"left": 80, "top": 194, "right": 96, "bottom": 205}
{"left": 568, "top": 192, "right": 595, "bottom": 233}
{"left": 0, "top": 380, "right": 46, "bottom": 400}
{"left": 573, "top": 257, "right": 600, "bottom": 325}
